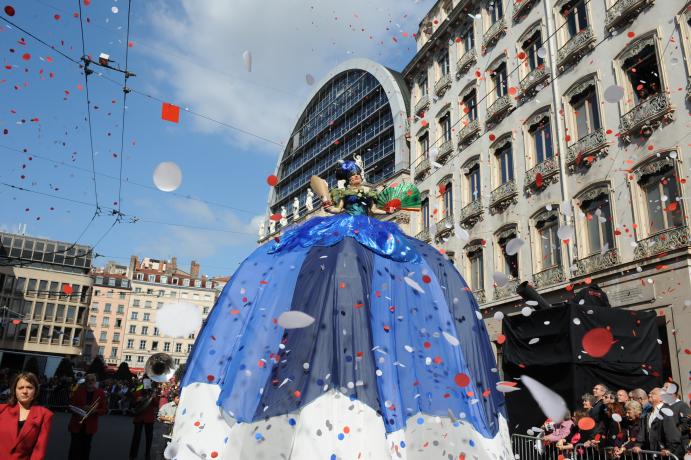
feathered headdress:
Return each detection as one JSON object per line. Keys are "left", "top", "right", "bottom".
{"left": 335, "top": 160, "right": 362, "bottom": 181}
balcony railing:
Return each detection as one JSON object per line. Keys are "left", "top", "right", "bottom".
{"left": 490, "top": 180, "right": 517, "bottom": 212}
{"left": 634, "top": 226, "right": 691, "bottom": 260}
{"left": 605, "top": 0, "right": 654, "bottom": 32}
{"left": 414, "top": 157, "right": 431, "bottom": 179}
{"left": 416, "top": 227, "right": 432, "bottom": 242}
{"left": 437, "top": 139, "right": 454, "bottom": 164}
{"left": 434, "top": 73, "right": 452, "bottom": 97}
{"left": 519, "top": 66, "right": 549, "bottom": 99}
{"left": 556, "top": 27, "right": 595, "bottom": 72}
{"left": 415, "top": 95, "right": 430, "bottom": 115}
{"left": 686, "top": 78, "right": 691, "bottom": 100}
{"left": 460, "top": 199, "right": 483, "bottom": 228}
{"left": 533, "top": 265, "right": 566, "bottom": 289}
{"left": 473, "top": 289, "right": 486, "bottom": 304}
{"left": 525, "top": 156, "right": 559, "bottom": 193}
{"left": 457, "top": 119, "right": 481, "bottom": 147}
{"left": 482, "top": 17, "right": 507, "bottom": 52}
{"left": 512, "top": 0, "right": 539, "bottom": 20}
{"left": 566, "top": 128, "right": 609, "bottom": 172}
{"left": 486, "top": 94, "right": 514, "bottom": 125}
{"left": 456, "top": 48, "right": 477, "bottom": 77}
{"left": 494, "top": 278, "right": 519, "bottom": 301}
{"left": 619, "top": 93, "right": 673, "bottom": 143}
{"left": 435, "top": 215, "right": 454, "bottom": 236}
{"left": 573, "top": 248, "right": 620, "bottom": 277}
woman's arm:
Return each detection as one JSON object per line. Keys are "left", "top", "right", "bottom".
{"left": 323, "top": 199, "right": 344, "bottom": 214}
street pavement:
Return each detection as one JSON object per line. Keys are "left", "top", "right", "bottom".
{"left": 46, "top": 410, "right": 139, "bottom": 460}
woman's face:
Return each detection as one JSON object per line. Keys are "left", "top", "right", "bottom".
{"left": 15, "top": 378, "right": 36, "bottom": 406}
{"left": 349, "top": 174, "right": 362, "bottom": 186}
{"left": 583, "top": 399, "right": 593, "bottom": 410}
{"left": 625, "top": 407, "right": 639, "bottom": 421}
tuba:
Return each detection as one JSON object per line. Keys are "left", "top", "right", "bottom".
{"left": 132, "top": 353, "right": 176, "bottom": 415}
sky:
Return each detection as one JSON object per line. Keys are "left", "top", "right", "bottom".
{"left": 0, "top": 0, "right": 432, "bottom": 277}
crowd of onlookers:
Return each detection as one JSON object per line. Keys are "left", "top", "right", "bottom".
{"left": 539, "top": 382, "right": 690, "bottom": 459}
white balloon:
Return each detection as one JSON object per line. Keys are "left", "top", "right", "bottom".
{"left": 428, "top": 147, "right": 439, "bottom": 161}
{"left": 442, "top": 331, "right": 460, "bottom": 346}
{"left": 111, "top": 6, "right": 119, "bottom": 13}
{"left": 153, "top": 162, "right": 182, "bottom": 192}
{"left": 493, "top": 311, "right": 504, "bottom": 321}
{"left": 496, "top": 382, "right": 521, "bottom": 393}
{"left": 155, "top": 302, "right": 202, "bottom": 338}
{"left": 242, "top": 50, "right": 252, "bottom": 72}
{"left": 521, "top": 306, "right": 533, "bottom": 317}
{"left": 537, "top": 47, "right": 547, "bottom": 58}
{"left": 521, "top": 375, "right": 569, "bottom": 423}
{"left": 557, "top": 225, "right": 574, "bottom": 241}
{"left": 493, "top": 271, "right": 509, "bottom": 287}
{"left": 604, "top": 85, "right": 625, "bottom": 103}
{"left": 455, "top": 226, "right": 470, "bottom": 243}
{"left": 305, "top": 74, "right": 315, "bottom": 85}
{"left": 277, "top": 311, "right": 315, "bottom": 329}
{"left": 505, "top": 237, "right": 525, "bottom": 256}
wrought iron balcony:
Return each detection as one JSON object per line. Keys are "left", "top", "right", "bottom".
{"left": 605, "top": 0, "right": 655, "bottom": 32}
{"left": 414, "top": 95, "right": 430, "bottom": 115}
{"left": 486, "top": 94, "right": 514, "bottom": 125}
{"left": 566, "top": 128, "right": 609, "bottom": 172}
{"left": 490, "top": 180, "right": 517, "bottom": 213}
{"left": 437, "top": 139, "right": 454, "bottom": 164}
{"left": 618, "top": 93, "right": 673, "bottom": 144}
{"left": 456, "top": 48, "right": 477, "bottom": 77}
{"left": 634, "top": 226, "right": 691, "bottom": 260}
{"left": 533, "top": 265, "right": 566, "bottom": 289}
{"left": 687, "top": 78, "right": 691, "bottom": 101}
{"left": 494, "top": 278, "right": 519, "bottom": 301}
{"left": 434, "top": 73, "right": 452, "bottom": 97}
{"left": 573, "top": 248, "right": 620, "bottom": 277}
{"left": 416, "top": 227, "right": 432, "bottom": 243}
{"left": 512, "top": 0, "right": 539, "bottom": 20}
{"left": 473, "top": 289, "right": 486, "bottom": 304}
{"left": 556, "top": 27, "right": 595, "bottom": 72}
{"left": 524, "top": 157, "right": 559, "bottom": 193}
{"left": 459, "top": 199, "right": 483, "bottom": 228}
{"left": 482, "top": 17, "right": 507, "bottom": 52}
{"left": 519, "top": 66, "right": 549, "bottom": 99}
{"left": 435, "top": 215, "right": 455, "bottom": 236}
{"left": 457, "top": 118, "right": 481, "bottom": 147}
{"left": 414, "top": 157, "right": 431, "bottom": 179}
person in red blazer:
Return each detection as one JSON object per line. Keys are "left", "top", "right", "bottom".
{"left": 129, "top": 378, "right": 159, "bottom": 460}
{"left": 67, "top": 373, "right": 107, "bottom": 460}
{"left": 0, "top": 371, "right": 53, "bottom": 460}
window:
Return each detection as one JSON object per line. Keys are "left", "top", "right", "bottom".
{"left": 571, "top": 85, "right": 601, "bottom": 140}
{"left": 561, "top": 0, "right": 588, "bottom": 39}
{"left": 139, "top": 340, "right": 146, "bottom": 350}
{"left": 621, "top": 39, "right": 662, "bottom": 105}
{"left": 496, "top": 228, "right": 519, "bottom": 278}
{"left": 194, "top": 280, "right": 201, "bottom": 287}
{"left": 441, "top": 180, "right": 453, "bottom": 217}
{"left": 137, "top": 356, "right": 145, "bottom": 363}
{"left": 634, "top": 155, "right": 683, "bottom": 236}
{"left": 125, "top": 354, "right": 132, "bottom": 362}
{"left": 136, "top": 273, "right": 144, "bottom": 281}
{"left": 182, "top": 279, "right": 190, "bottom": 287}
{"left": 99, "top": 331, "right": 107, "bottom": 341}
{"left": 462, "top": 26, "right": 474, "bottom": 53}
{"left": 141, "top": 326, "right": 149, "bottom": 335}
{"left": 129, "top": 325, "right": 136, "bottom": 334}
{"left": 147, "top": 274, "right": 156, "bottom": 282}
{"left": 174, "top": 358, "right": 180, "bottom": 365}
{"left": 104, "top": 303, "right": 111, "bottom": 313}
{"left": 143, "top": 313, "right": 150, "bottom": 321}
{"left": 95, "top": 277, "right": 104, "bottom": 286}
{"left": 534, "top": 210, "right": 562, "bottom": 271}
{"left": 101, "top": 317, "right": 109, "bottom": 327}
{"left": 175, "top": 343, "right": 182, "bottom": 353}
{"left": 522, "top": 30, "right": 544, "bottom": 71}
{"left": 419, "top": 76, "right": 428, "bottom": 98}
{"left": 461, "top": 89, "right": 478, "bottom": 122}
{"left": 127, "top": 339, "right": 134, "bottom": 349}
{"left": 188, "top": 333, "right": 195, "bottom": 339}
{"left": 440, "top": 113, "right": 452, "bottom": 142}
{"left": 115, "top": 318, "right": 122, "bottom": 328}
{"left": 119, "top": 292, "right": 126, "bottom": 300}
{"left": 145, "top": 301, "right": 152, "bottom": 308}
{"left": 163, "top": 342, "right": 171, "bottom": 352}
{"left": 577, "top": 187, "right": 614, "bottom": 256}
{"left": 132, "top": 299, "right": 140, "bottom": 307}
{"left": 160, "top": 276, "right": 168, "bottom": 284}
{"left": 113, "top": 332, "right": 120, "bottom": 342}
{"left": 421, "top": 197, "right": 430, "bottom": 230}
{"left": 108, "top": 278, "right": 116, "bottom": 287}
{"left": 157, "top": 302, "right": 163, "bottom": 308}
{"left": 98, "top": 346, "right": 105, "bottom": 356}
{"left": 157, "top": 290, "right": 164, "bottom": 297}
{"left": 466, "top": 243, "right": 484, "bottom": 291}
{"left": 88, "top": 315, "right": 97, "bottom": 326}
{"left": 135, "top": 287, "right": 141, "bottom": 293}
{"left": 203, "top": 307, "right": 209, "bottom": 315}
{"left": 152, "top": 341, "right": 158, "bottom": 351}
{"left": 489, "top": 0, "right": 504, "bottom": 24}
{"left": 154, "top": 327, "right": 159, "bottom": 336}
{"left": 110, "top": 347, "right": 118, "bottom": 358}
{"left": 491, "top": 62, "right": 508, "bottom": 98}
{"left": 187, "top": 344, "right": 193, "bottom": 353}
{"left": 419, "top": 133, "right": 429, "bottom": 159}
{"left": 529, "top": 115, "right": 553, "bottom": 164}
{"left": 438, "top": 52, "right": 450, "bottom": 77}
{"left": 495, "top": 141, "right": 514, "bottom": 184}
{"left": 131, "top": 312, "right": 138, "bottom": 320}
{"left": 117, "top": 305, "right": 125, "bottom": 315}
{"left": 465, "top": 160, "right": 481, "bottom": 202}
{"left": 147, "top": 289, "right": 154, "bottom": 295}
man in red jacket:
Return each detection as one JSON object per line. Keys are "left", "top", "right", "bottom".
{"left": 129, "top": 378, "right": 159, "bottom": 460}
{"left": 67, "top": 374, "right": 107, "bottom": 460}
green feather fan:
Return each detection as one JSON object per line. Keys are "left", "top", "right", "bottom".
{"left": 375, "top": 183, "right": 421, "bottom": 211}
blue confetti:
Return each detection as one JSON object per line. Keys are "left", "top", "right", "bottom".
{"left": 416, "top": 417, "right": 424, "bottom": 425}
{"left": 337, "top": 433, "right": 345, "bottom": 440}
{"left": 288, "top": 418, "right": 296, "bottom": 426}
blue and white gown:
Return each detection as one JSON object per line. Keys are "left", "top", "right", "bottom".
{"left": 167, "top": 198, "right": 512, "bottom": 460}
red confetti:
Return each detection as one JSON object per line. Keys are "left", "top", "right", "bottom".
{"left": 665, "top": 202, "right": 678, "bottom": 212}
{"left": 508, "top": 86, "right": 517, "bottom": 96}
{"left": 454, "top": 373, "right": 471, "bottom": 387}
{"left": 496, "top": 334, "right": 506, "bottom": 345}
{"left": 517, "top": 51, "right": 526, "bottom": 60}
{"left": 565, "top": 135, "right": 571, "bottom": 142}
{"left": 488, "top": 133, "right": 496, "bottom": 141}
{"left": 11, "top": 319, "right": 21, "bottom": 325}
{"left": 4, "top": 5, "right": 15, "bottom": 16}
{"left": 266, "top": 175, "right": 279, "bottom": 186}
{"left": 627, "top": 31, "right": 635, "bottom": 38}
{"left": 270, "top": 213, "right": 282, "bottom": 221}
{"left": 535, "top": 173, "right": 544, "bottom": 188}
{"left": 54, "top": 14, "right": 60, "bottom": 20}
{"left": 293, "top": 390, "right": 301, "bottom": 398}
{"left": 578, "top": 417, "right": 596, "bottom": 431}
{"left": 161, "top": 102, "right": 180, "bottom": 123}
{"left": 22, "top": 53, "right": 30, "bottom": 61}
{"left": 582, "top": 328, "right": 614, "bottom": 358}
{"left": 422, "top": 274, "right": 432, "bottom": 284}
{"left": 207, "top": 374, "right": 215, "bottom": 382}
{"left": 343, "top": 426, "right": 350, "bottom": 434}
{"left": 423, "top": 341, "right": 431, "bottom": 349}
{"left": 210, "top": 453, "right": 218, "bottom": 459}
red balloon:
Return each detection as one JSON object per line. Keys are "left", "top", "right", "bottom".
{"left": 11, "top": 319, "right": 21, "bottom": 325}
{"left": 266, "top": 175, "right": 278, "bottom": 186}
{"left": 535, "top": 173, "right": 544, "bottom": 188}
{"left": 62, "top": 284, "right": 73, "bottom": 295}
{"left": 4, "top": 5, "right": 15, "bottom": 16}
{"left": 577, "top": 417, "right": 596, "bottom": 431}
{"left": 269, "top": 213, "right": 282, "bottom": 222}
{"left": 454, "top": 373, "right": 471, "bottom": 387}
{"left": 582, "top": 328, "right": 614, "bottom": 358}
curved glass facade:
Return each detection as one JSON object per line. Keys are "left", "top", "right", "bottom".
{"left": 270, "top": 64, "right": 409, "bottom": 219}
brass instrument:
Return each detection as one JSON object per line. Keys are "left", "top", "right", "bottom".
{"left": 132, "top": 353, "right": 176, "bottom": 415}
{"left": 131, "top": 388, "right": 156, "bottom": 415}
{"left": 78, "top": 395, "right": 102, "bottom": 424}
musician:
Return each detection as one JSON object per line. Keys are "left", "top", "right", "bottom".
{"left": 0, "top": 371, "right": 53, "bottom": 460}
{"left": 129, "top": 378, "right": 159, "bottom": 460}
{"left": 67, "top": 373, "right": 107, "bottom": 460}
{"left": 157, "top": 393, "right": 179, "bottom": 424}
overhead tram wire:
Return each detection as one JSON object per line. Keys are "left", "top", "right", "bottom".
{"left": 116, "top": 0, "right": 134, "bottom": 218}
{"left": 77, "top": 0, "right": 102, "bottom": 214}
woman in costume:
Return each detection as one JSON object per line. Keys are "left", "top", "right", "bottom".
{"left": 167, "top": 161, "right": 512, "bottom": 460}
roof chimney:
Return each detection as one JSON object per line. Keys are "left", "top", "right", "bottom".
{"left": 190, "top": 260, "right": 200, "bottom": 279}
{"left": 128, "top": 255, "right": 138, "bottom": 278}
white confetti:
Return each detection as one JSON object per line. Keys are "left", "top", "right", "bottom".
{"left": 277, "top": 311, "right": 315, "bottom": 329}
{"left": 529, "top": 338, "right": 540, "bottom": 345}
{"left": 404, "top": 276, "right": 425, "bottom": 294}
{"left": 521, "top": 375, "right": 569, "bottom": 423}
{"left": 443, "top": 331, "right": 460, "bottom": 346}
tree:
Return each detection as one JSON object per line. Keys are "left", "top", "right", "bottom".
{"left": 87, "top": 356, "right": 107, "bottom": 380}
{"left": 24, "top": 356, "right": 40, "bottom": 376}
{"left": 114, "top": 362, "right": 134, "bottom": 382}
{"left": 54, "top": 358, "right": 74, "bottom": 378}
{"left": 174, "top": 362, "right": 186, "bottom": 383}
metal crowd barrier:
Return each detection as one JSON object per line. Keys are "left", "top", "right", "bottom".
{"left": 511, "top": 435, "right": 680, "bottom": 460}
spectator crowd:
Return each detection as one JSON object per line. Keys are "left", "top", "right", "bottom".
{"left": 539, "top": 382, "right": 690, "bottom": 459}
